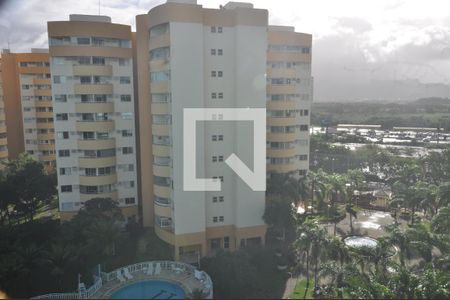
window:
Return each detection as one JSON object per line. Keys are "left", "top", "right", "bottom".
{"left": 211, "top": 71, "right": 216, "bottom": 77}
{"left": 219, "top": 216, "right": 224, "bottom": 222}
{"left": 218, "top": 92, "right": 223, "bottom": 99}
{"left": 218, "top": 49, "right": 223, "bottom": 55}
{"left": 211, "top": 92, "right": 217, "bottom": 99}
{"left": 119, "top": 58, "right": 129, "bottom": 66}
{"left": 213, "top": 196, "right": 218, "bottom": 203}
{"left": 150, "top": 71, "right": 170, "bottom": 82}
{"left": 150, "top": 47, "right": 170, "bottom": 61}
{"left": 85, "top": 168, "right": 96, "bottom": 176}
{"left": 218, "top": 155, "right": 224, "bottom": 162}
{"left": 60, "top": 168, "right": 71, "bottom": 175}
{"left": 211, "top": 49, "right": 216, "bottom": 55}
{"left": 92, "top": 57, "right": 105, "bottom": 65}
{"left": 224, "top": 237, "right": 230, "bottom": 249}
{"left": 77, "top": 37, "right": 90, "bottom": 45}
{"left": 219, "top": 196, "right": 224, "bottom": 202}
{"left": 125, "top": 197, "right": 135, "bottom": 205}
{"left": 212, "top": 156, "right": 217, "bottom": 162}
{"left": 211, "top": 26, "right": 216, "bottom": 33}
{"left": 149, "top": 23, "right": 169, "bottom": 38}
{"left": 213, "top": 216, "right": 218, "bottom": 223}
{"left": 212, "top": 135, "right": 217, "bottom": 141}
{"left": 299, "top": 154, "right": 308, "bottom": 161}
{"left": 82, "top": 132, "right": 95, "bottom": 140}
{"left": 122, "top": 130, "right": 133, "bottom": 137}
{"left": 122, "top": 112, "right": 133, "bottom": 120}
{"left": 80, "top": 76, "right": 91, "bottom": 84}
{"left": 57, "top": 132, "right": 69, "bottom": 139}
{"left": 58, "top": 150, "right": 70, "bottom": 157}
{"left": 300, "top": 125, "right": 309, "bottom": 131}
{"left": 218, "top": 135, "right": 223, "bottom": 141}
{"left": 61, "top": 185, "right": 72, "bottom": 193}
{"left": 119, "top": 76, "right": 131, "bottom": 84}
{"left": 56, "top": 113, "right": 68, "bottom": 121}
{"left": 53, "top": 76, "right": 65, "bottom": 84}
{"left": 218, "top": 71, "right": 223, "bottom": 77}
{"left": 55, "top": 95, "right": 67, "bottom": 102}
{"left": 120, "top": 95, "right": 131, "bottom": 102}
{"left": 217, "top": 26, "right": 223, "bottom": 33}
{"left": 122, "top": 147, "right": 133, "bottom": 154}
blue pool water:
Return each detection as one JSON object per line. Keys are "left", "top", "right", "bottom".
{"left": 110, "top": 280, "right": 185, "bottom": 299}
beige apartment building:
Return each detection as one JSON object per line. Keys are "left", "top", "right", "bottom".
{"left": 0, "top": 49, "right": 55, "bottom": 166}
{"left": 266, "top": 26, "right": 312, "bottom": 176}
{"left": 0, "top": 59, "right": 8, "bottom": 161}
{"left": 36, "top": 1, "right": 311, "bottom": 260}
{"left": 47, "top": 15, "right": 139, "bottom": 220}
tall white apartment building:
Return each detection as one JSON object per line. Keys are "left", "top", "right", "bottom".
{"left": 136, "top": 0, "right": 268, "bottom": 260}
{"left": 47, "top": 15, "right": 139, "bottom": 220}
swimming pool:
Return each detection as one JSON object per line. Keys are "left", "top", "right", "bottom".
{"left": 110, "top": 280, "right": 185, "bottom": 299}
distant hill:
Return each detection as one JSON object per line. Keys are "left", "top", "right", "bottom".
{"left": 413, "top": 97, "right": 450, "bottom": 105}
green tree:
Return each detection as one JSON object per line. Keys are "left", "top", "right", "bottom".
{"left": 263, "top": 195, "right": 294, "bottom": 241}
{"left": 431, "top": 205, "right": 450, "bottom": 234}
{"left": 0, "top": 154, "right": 56, "bottom": 223}
{"left": 293, "top": 219, "right": 327, "bottom": 297}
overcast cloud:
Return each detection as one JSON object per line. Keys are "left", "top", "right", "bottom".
{"left": 1, "top": 0, "right": 449, "bottom": 102}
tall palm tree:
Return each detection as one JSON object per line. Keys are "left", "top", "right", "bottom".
{"left": 43, "top": 242, "right": 77, "bottom": 288}
{"left": 84, "top": 219, "right": 122, "bottom": 257}
{"left": 324, "top": 236, "right": 350, "bottom": 267}
{"left": 293, "top": 219, "right": 327, "bottom": 297}
{"left": 385, "top": 223, "right": 411, "bottom": 267}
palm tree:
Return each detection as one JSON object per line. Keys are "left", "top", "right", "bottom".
{"left": 84, "top": 219, "right": 122, "bottom": 257}
{"left": 43, "top": 242, "right": 77, "bottom": 288}
{"left": 385, "top": 224, "right": 411, "bottom": 267}
{"left": 324, "top": 236, "right": 350, "bottom": 267}
{"left": 293, "top": 219, "right": 327, "bottom": 297}
{"left": 431, "top": 204, "right": 450, "bottom": 234}
{"left": 319, "top": 261, "right": 359, "bottom": 299}
{"left": 266, "top": 172, "right": 299, "bottom": 203}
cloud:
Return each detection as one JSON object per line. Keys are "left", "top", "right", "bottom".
{"left": 0, "top": 0, "right": 449, "bottom": 101}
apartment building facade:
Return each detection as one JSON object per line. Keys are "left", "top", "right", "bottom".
{"left": 136, "top": 0, "right": 268, "bottom": 260}
{"left": 266, "top": 26, "right": 312, "bottom": 176}
{"left": 47, "top": 15, "right": 139, "bottom": 220}
{"left": 0, "top": 59, "right": 8, "bottom": 161}
{"left": 0, "top": 49, "right": 55, "bottom": 165}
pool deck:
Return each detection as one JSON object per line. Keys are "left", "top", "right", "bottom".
{"left": 94, "top": 269, "right": 206, "bottom": 299}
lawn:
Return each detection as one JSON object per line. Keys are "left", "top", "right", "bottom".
{"left": 292, "top": 279, "right": 314, "bottom": 299}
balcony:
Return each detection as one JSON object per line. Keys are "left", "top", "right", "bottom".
{"left": 73, "top": 64, "right": 112, "bottom": 77}
{"left": 154, "top": 203, "right": 172, "bottom": 218}
{"left": 74, "top": 83, "right": 113, "bottom": 95}
{"left": 151, "top": 102, "right": 170, "bottom": 114}
{"left": 267, "top": 117, "right": 297, "bottom": 126}
{"left": 76, "top": 120, "right": 114, "bottom": 132}
{"left": 80, "top": 191, "right": 118, "bottom": 202}
{"left": 75, "top": 102, "right": 114, "bottom": 113}
{"left": 152, "top": 144, "right": 171, "bottom": 156}
{"left": 77, "top": 138, "right": 115, "bottom": 150}
{"left": 153, "top": 164, "right": 171, "bottom": 177}
{"left": 79, "top": 173, "right": 117, "bottom": 185}
{"left": 79, "top": 156, "right": 116, "bottom": 168}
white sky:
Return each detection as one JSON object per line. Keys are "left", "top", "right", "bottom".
{"left": 1, "top": 0, "right": 450, "bottom": 101}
